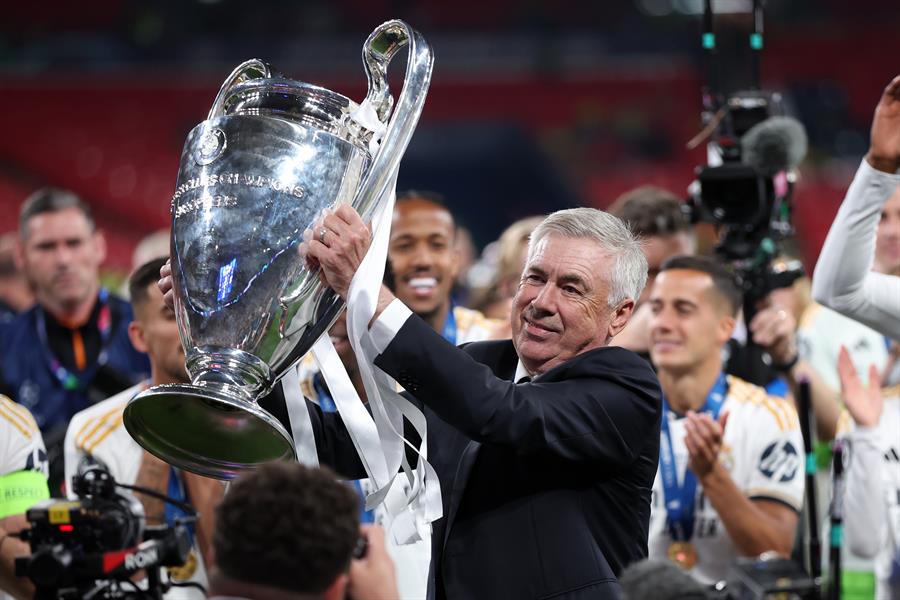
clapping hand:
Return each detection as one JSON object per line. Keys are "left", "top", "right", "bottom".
{"left": 837, "top": 345, "right": 883, "bottom": 429}
{"left": 685, "top": 410, "right": 730, "bottom": 479}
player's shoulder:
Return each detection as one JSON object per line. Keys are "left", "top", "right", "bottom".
{"left": 0, "top": 394, "right": 41, "bottom": 439}
{"left": 725, "top": 375, "right": 799, "bottom": 432}
{"left": 68, "top": 384, "right": 142, "bottom": 453}
{"left": 453, "top": 305, "right": 504, "bottom": 343}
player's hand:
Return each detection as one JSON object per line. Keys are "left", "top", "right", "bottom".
{"left": 685, "top": 410, "right": 729, "bottom": 479}
{"left": 866, "top": 75, "right": 900, "bottom": 173}
{"left": 837, "top": 345, "right": 883, "bottom": 428}
{"left": 159, "top": 259, "right": 175, "bottom": 310}
{"left": 299, "top": 204, "right": 372, "bottom": 300}
{"left": 347, "top": 525, "right": 398, "bottom": 600}
{"left": 749, "top": 304, "right": 797, "bottom": 367}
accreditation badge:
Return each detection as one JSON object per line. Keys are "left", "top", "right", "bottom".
{"left": 667, "top": 541, "right": 698, "bottom": 570}
{"left": 167, "top": 548, "right": 198, "bottom": 582}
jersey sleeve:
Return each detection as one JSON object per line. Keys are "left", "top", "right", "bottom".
{"left": 0, "top": 397, "right": 47, "bottom": 477}
{"left": 743, "top": 396, "right": 806, "bottom": 512}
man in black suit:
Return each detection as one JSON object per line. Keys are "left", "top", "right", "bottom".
{"left": 300, "top": 205, "right": 661, "bottom": 600}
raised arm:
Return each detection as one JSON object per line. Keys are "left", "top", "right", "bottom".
{"left": 812, "top": 76, "right": 900, "bottom": 340}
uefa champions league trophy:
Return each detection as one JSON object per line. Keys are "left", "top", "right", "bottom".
{"left": 124, "top": 20, "right": 433, "bottom": 480}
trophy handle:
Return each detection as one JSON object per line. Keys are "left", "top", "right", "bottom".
{"left": 355, "top": 20, "right": 434, "bottom": 220}
{"left": 207, "top": 59, "right": 272, "bottom": 120}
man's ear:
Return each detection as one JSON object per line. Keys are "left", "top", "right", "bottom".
{"left": 717, "top": 314, "right": 737, "bottom": 346}
{"left": 128, "top": 320, "right": 148, "bottom": 354}
{"left": 93, "top": 230, "right": 107, "bottom": 264}
{"left": 607, "top": 298, "right": 635, "bottom": 340}
{"left": 322, "top": 572, "right": 349, "bottom": 600}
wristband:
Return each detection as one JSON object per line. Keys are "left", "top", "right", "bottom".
{"left": 0, "top": 470, "right": 50, "bottom": 519}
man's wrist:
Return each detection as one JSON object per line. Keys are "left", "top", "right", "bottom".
{"left": 865, "top": 151, "right": 900, "bottom": 174}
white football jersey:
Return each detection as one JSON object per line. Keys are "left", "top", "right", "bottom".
{"left": 63, "top": 383, "right": 208, "bottom": 600}
{"left": 0, "top": 395, "right": 47, "bottom": 478}
{"left": 648, "top": 376, "right": 805, "bottom": 585}
{"left": 838, "top": 386, "right": 900, "bottom": 600}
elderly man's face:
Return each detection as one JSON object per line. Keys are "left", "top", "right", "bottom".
{"left": 511, "top": 234, "right": 630, "bottom": 375}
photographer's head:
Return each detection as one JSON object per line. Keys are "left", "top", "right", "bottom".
{"left": 609, "top": 186, "right": 696, "bottom": 305}
{"left": 128, "top": 257, "right": 188, "bottom": 386}
{"left": 210, "top": 461, "right": 360, "bottom": 600}
{"left": 649, "top": 255, "right": 741, "bottom": 376}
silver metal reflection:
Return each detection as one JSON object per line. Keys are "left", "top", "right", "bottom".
{"left": 124, "top": 20, "right": 433, "bottom": 480}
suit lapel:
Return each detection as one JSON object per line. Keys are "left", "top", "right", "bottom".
{"left": 442, "top": 341, "right": 518, "bottom": 552}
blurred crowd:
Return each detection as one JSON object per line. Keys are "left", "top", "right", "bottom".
{"left": 0, "top": 73, "right": 900, "bottom": 600}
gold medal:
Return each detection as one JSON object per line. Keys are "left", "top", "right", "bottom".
{"left": 667, "top": 541, "right": 698, "bottom": 570}
{"left": 167, "top": 549, "right": 198, "bottom": 582}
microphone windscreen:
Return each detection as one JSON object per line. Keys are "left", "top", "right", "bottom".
{"left": 741, "top": 116, "right": 809, "bottom": 176}
{"left": 620, "top": 559, "right": 711, "bottom": 600}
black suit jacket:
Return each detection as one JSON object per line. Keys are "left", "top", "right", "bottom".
{"left": 309, "top": 315, "right": 661, "bottom": 600}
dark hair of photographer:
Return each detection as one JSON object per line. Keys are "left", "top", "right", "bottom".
{"left": 210, "top": 461, "right": 360, "bottom": 600}
{"left": 659, "top": 255, "right": 743, "bottom": 316}
{"left": 608, "top": 186, "right": 692, "bottom": 238}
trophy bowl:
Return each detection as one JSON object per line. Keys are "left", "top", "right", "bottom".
{"left": 124, "top": 20, "right": 433, "bottom": 479}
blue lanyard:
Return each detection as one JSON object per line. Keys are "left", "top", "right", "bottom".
{"left": 35, "top": 288, "right": 112, "bottom": 391}
{"left": 441, "top": 305, "right": 457, "bottom": 345}
{"left": 165, "top": 467, "right": 195, "bottom": 547}
{"left": 659, "top": 372, "right": 728, "bottom": 542}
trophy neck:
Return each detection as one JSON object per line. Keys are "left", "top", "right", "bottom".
{"left": 186, "top": 346, "right": 272, "bottom": 400}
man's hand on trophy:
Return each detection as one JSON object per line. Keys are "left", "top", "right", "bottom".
{"left": 300, "top": 205, "right": 372, "bottom": 300}
{"left": 159, "top": 259, "right": 175, "bottom": 310}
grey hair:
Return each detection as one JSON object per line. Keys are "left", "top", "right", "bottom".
{"left": 527, "top": 207, "right": 648, "bottom": 307}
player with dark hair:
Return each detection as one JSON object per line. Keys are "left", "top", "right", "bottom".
{"left": 646, "top": 255, "right": 804, "bottom": 583}
{"left": 64, "top": 257, "right": 220, "bottom": 598}
{"left": 208, "top": 461, "right": 398, "bottom": 600}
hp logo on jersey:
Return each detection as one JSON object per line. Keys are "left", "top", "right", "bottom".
{"left": 758, "top": 441, "right": 799, "bottom": 482}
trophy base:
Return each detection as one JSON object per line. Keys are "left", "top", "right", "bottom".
{"left": 124, "top": 383, "right": 296, "bottom": 480}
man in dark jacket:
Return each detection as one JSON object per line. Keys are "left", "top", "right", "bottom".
{"left": 304, "top": 206, "right": 662, "bottom": 600}
{"left": 0, "top": 189, "right": 149, "bottom": 494}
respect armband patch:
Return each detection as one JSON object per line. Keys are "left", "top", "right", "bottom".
{"left": 0, "top": 470, "right": 50, "bottom": 519}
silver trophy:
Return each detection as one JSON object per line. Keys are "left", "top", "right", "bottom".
{"left": 124, "top": 20, "right": 433, "bottom": 480}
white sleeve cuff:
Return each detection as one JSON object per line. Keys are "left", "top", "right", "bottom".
{"left": 858, "top": 156, "right": 900, "bottom": 181}
{"left": 367, "top": 298, "right": 413, "bottom": 355}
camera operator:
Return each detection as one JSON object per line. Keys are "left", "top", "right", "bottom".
{"left": 0, "top": 397, "right": 49, "bottom": 600}
{"left": 63, "top": 257, "right": 223, "bottom": 598}
{"left": 812, "top": 74, "right": 900, "bottom": 341}
{"left": 646, "top": 256, "right": 804, "bottom": 585}
{"left": 208, "top": 461, "right": 398, "bottom": 600}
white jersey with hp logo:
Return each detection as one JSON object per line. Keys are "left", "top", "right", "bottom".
{"left": 648, "top": 375, "right": 805, "bottom": 584}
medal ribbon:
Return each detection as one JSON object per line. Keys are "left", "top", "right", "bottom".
{"left": 441, "top": 304, "right": 457, "bottom": 345}
{"left": 659, "top": 372, "right": 728, "bottom": 542}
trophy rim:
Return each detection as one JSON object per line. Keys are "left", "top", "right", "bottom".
{"left": 124, "top": 383, "right": 297, "bottom": 481}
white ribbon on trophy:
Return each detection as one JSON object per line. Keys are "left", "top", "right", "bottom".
{"left": 282, "top": 98, "right": 441, "bottom": 545}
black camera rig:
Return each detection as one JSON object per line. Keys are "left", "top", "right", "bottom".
{"left": 14, "top": 466, "right": 197, "bottom": 600}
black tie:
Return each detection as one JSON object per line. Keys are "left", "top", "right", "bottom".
{"left": 516, "top": 375, "right": 531, "bottom": 384}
